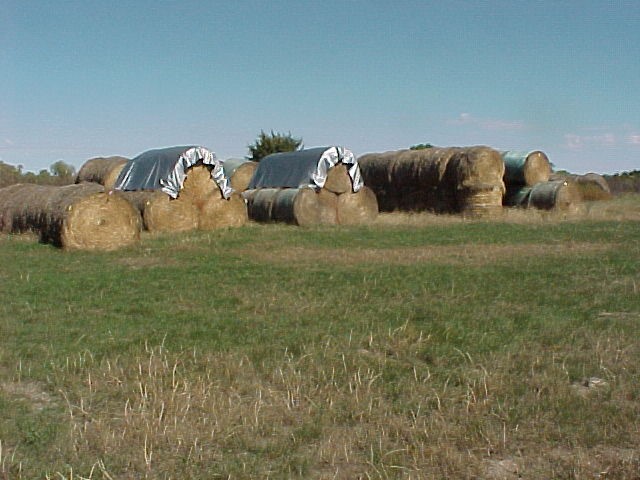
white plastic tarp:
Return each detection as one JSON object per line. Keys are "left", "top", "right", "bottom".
{"left": 114, "top": 146, "right": 232, "bottom": 199}
{"left": 247, "top": 146, "right": 363, "bottom": 192}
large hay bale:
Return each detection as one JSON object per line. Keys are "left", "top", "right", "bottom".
{"left": 323, "top": 164, "right": 353, "bottom": 194}
{"left": 222, "top": 159, "right": 258, "bottom": 192}
{"left": 529, "top": 180, "right": 582, "bottom": 210}
{"left": 245, "top": 188, "right": 279, "bottom": 223}
{"left": 456, "top": 185, "right": 504, "bottom": 218}
{"left": 198, "top": 192, "right": 248, "bottom": 230}
{"left": 357, "top": 152, "right": 397, "bottom": 211}
{"left": 505, "top": 180, "right": 582, "bottom": 210}
{"left": 336, "top": 186, "right": 378, "bottom": 225}
{"left": 180, "top": 164, "right": 218, "bottom": 207}
{"left": 550, "top": 172, "right": 612, "bottom": 201}
{"left": 118, "top": 191, "right": 199, "bottom": 233}
{"left": 271, "top": 188, "right": 338, "bottom": 226}
{"left": 0, "top": 183, "right": 141, "bottom": 250}
{"left": 75, "top": 156, "right": 129, "bottom": 189}
{"left": 445, "top": 146, "right": 505, "bottom": 190}
{"left": 502, "top": 151, "right": 552, "bottom": 187}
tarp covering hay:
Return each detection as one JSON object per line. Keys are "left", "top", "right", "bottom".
{"left": 245, "top": 188, "right": 338, "bottom": 226}
{"left": 504, "top": 180, "right": 582, "bottom": 210}
{"left": 245, "top": 146, "right": 376, "bottom": 226}
{"left": 221, "top": 158, "right": 258, "bottom": 192}
{"left": 358, "top": 146, "right": 504, "bottom": 216}
{"left": 0, "top": 183, "right": 140, "bottom": 250}
{"left": 114, "top": 146, "right": 247, "bottom": 232}
{"left": 501, "top": 151, "right": 552, "bottom": 187}
{"left": 248, "top": 146, "right": 363, "bottom": 192}
{"left": 75, "top": 156, "right": 129, "bottom": 189}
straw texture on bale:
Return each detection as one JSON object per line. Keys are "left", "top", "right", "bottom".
{"left": 456, "top": 186, "right": 505, "bottom": 218}
{"left": 502, "top": 151, "right": 552, "bottom": 187}
{"left": 198, "top": 192, "right": 248, "bottom": 230}
{"left": 323, "top": 163, "right": 353, "bottom": 194}
{"left": 0, "top": 183, "right": 140, "bottom": 250}
{"left": 75, "top": 156, "right": 129, "bottom": 189}
{"left": 550, "top": 173, "right": 612, "bottom": 201}
{"left": 336, "top": 186, "right": 379, "bottom": 225}
{"left": 228, "top": 161, "right": 258, "bottom": 192}
{"left": 246, "top": 188, "right": 339, "bottom": 226}
{"left": 117, "top": 191, "right": 199, "bottom": 233}
{"left": 445, "top": 147, "right": 505, "bottom": 190}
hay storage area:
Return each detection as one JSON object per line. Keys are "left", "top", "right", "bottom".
{"left": 504, "top": 180, "right": 583, "bottom": 211}
{"left": 246, "top": 188, "right": 338, "bottom": 226}
{"left": 75, "top": 156, "right": 129, "bottom": 189}
{"left": 0, "top": 183, "right": 141, "bottom": 250}
{"left": 221, "top": 158, "right": 258, "bottom": 192}
{"left": 116, "top": 191, "right": 199, "bottom": 233}
{"left": 336, "top": 186, "right": 379, "bottom": 225}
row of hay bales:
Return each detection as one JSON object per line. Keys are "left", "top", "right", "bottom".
{"left": 358, "top": 147, "right": 587, "bottom": 215}
{"left": 76, "top": 147, "right": 249, "bottom": 234}
{"left": 358, "top": 146, "right": 506, "bottom": 216}
{"left": 243, "top": 147, "right": 378, "bottom": 226}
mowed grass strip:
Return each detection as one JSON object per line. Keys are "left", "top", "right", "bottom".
{"left": 0, "top": 196, "right": 639, "bottom": 478}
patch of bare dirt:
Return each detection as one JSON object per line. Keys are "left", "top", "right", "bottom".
{"left": 1, "top": 381, "right": 56, "bottom": 411}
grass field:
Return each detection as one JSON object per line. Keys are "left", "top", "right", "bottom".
{"left": 1, "top": 195, "right": 639, "bottom": 479}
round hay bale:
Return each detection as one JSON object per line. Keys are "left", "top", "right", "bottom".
{"left": 357, "top": 152, "right": 397, "bottom": 211}
{"left": 271, "top": 188, "right": 337, "bottom": 227}
{"left": 551, "top": 173, "right": 612, "bottom": 201}
{"left": 390, "top": 147, "right": 460, "bottom": 189}
{"left": 323, "top": 163, "right": 353, "bottom": 194}
{"left": 445, "top": 146, "right": 505, "bottom": 190}
{"left": 317, "top": 188, "right": 339, "bottom": 225}
{"left": 229, "top": 161, "right": 258, "bottom": 192}
{"left": 528, "top": 180, "right": 582, "bottom": 210}
{"left": 118, "top": 191, "right": 198, "bottom": 232}
{"left": 502, "top": 151, "right": 552, "bottom": 187}
{"left": 75, "top": 156, "right": 129, "bottom": 189}
{"left": 180, "top": 164, "right": 218, "bottom": 207}
{"left": 336, "top": 186, "right": 378, "bottom": 225}
{"left": 198, "top": 192, "right": 248, "bottom": 230}
{"left": 503, "top": 187, "right": 532, "bottom": 207}
{"left": 456, "top": 185, "right": 504, "bottom": 218}
{"left": 0, "top": 183, "right": 140, "bottom": 250}
{"left": 246, "top": 188, "right": 280, "bottom": 223}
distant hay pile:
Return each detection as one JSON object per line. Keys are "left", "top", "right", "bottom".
{"left": 119, "top": 163, "right": 248, "bottom": 232}
{"left": 358, "top": 146, "right": 505, "bottom": 217}
{"left": 501, "top": 151, "right": 552, "bottom": 187}
{"left": 0, "top": 183, "right": 141, "bottom": 250}
{"left": 75, "top": 156, "right": 129, "bottom": 189}
{"left": 245, "top": 156, "right": 378, "bottom": 226}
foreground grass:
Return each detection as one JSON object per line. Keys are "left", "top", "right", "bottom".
{"left": 0, "top": 197, "right": 639, "bottom": 478}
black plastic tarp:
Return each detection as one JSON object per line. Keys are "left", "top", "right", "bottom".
{"left": 247, "top": 146, "right": 363, "bottom": 192}
{"left": 114, "top": 146, "right": 232, "bottom": 198}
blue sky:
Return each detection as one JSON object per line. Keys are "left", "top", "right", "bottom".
{"left": 1, "top": 1, "right": 639, "bottom": 174}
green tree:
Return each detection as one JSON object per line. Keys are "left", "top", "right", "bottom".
{"left": 49, "top": 160, "right": 76, "bottom": 178}
{"left": 409, "top": 143, "right": 434, "bottom": 150}
{"left": 247, "top": 130, "right": 302, "bottom": 162}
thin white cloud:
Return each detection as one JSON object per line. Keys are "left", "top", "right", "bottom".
{"left": 564, "top": 133, "right": 617, "bottom": 150}
{"left": 448, "top": 113, "right": 525, "bottom": 131}
{"left": 627, "top": 134, "right": 640, "bottom": 145}
{"left": 3, "top": 138, "right": 14, "bottom": 147}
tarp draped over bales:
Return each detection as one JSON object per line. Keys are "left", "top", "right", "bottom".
{"left": 115, "top": 146, "right": 232, "bottom": 199}
{"left": 248, "top": 146, "right": 364, "bottom": 192}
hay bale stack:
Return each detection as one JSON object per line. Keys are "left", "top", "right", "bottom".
{"left": 505, "top": 180, "right": 582, "bottom": 210}
{"left": 336, "top": 186, "right": 378, "bottom": 225}
{"left": 0, "top": 183, "right": 140, "bottom": 250}
{"left": 501, "top": 151, "right": 552, "bottom": 187}
{"left": 323, "top": 164, "right": 353, "bottom": 194}
{"left": 117, "top": 191, "right": 199, "bottom": 233}
{"left": 199, "top": 192, "right": 248, "bottom": 230}
{"left": 75, "top": 156, "right": 129, "bottom": 189}
{"left": 221, "top": 158, "right": 258, "bottom": 192}
{"left": 245, "top": 188, "right": 339, "bottom": 226}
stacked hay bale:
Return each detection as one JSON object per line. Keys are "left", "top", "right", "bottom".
{"left": 501, "top": 151, "right": 583, "bottom": 210}
{"left": 550, "top": 172, "right": 612, "bottom": 201}
{"left": 358, "top": 146, "right": 505, "bottom": 216}
{"left": 75, "top": 156, "right": 129, "bottom": 189}
{"left": 0, "top": 183, "right": 141, "bottom": 250}
{"left": 221, "top": 158, "right": 258, "bottom": 192}
{"left": 114, "top": 146, "right": 247, "bottom": 232}
{"left": 244, "top": 146, "right": 378, "bottom": 226}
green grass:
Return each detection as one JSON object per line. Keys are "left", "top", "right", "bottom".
{"left": 1, "top": 198, "right": 639, "bottom": 478}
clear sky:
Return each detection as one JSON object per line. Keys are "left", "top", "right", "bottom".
{"left": 1, "top": 1, "right": 639, "bottom": 174}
